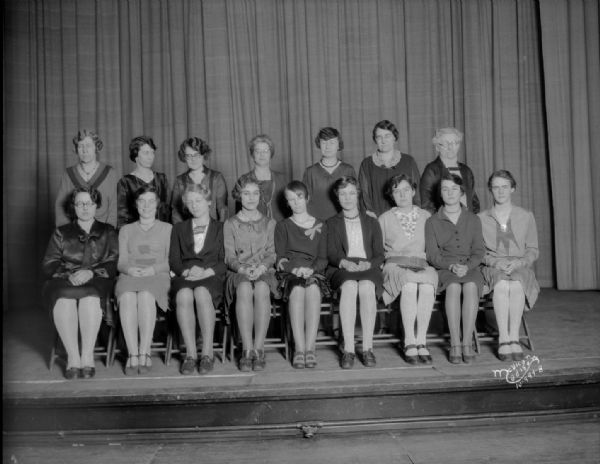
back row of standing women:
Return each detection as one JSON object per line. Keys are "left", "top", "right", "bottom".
{"left": 44, "top": 120, "right": 539, "bottom": 378}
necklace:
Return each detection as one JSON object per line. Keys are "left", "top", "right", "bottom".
{"left": 320, "top": 159, "right": 340, "bottom": 169}
{"left": 343, "top": 212, "right": 360, "bottom": 220}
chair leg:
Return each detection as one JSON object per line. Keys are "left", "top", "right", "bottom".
{"left": 521, "top": 314, "right": 534, "bottom": 351}
{"left": 49, "top": 332, "right": 60, "bottom": 371}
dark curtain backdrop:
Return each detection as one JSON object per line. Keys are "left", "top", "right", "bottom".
{"left": 3, "top": 0, "right": 598, "bottom": 311}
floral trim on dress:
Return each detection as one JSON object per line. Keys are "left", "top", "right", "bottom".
{"left": 393, "top": 206, "right": 419, "bottom": 240}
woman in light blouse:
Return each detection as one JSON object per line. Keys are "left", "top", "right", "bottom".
{"left": 479, "top": 170, "right": 539, "bottom": 361}
{"left": 224, "top": 175, "right": 278, "bottom": 372}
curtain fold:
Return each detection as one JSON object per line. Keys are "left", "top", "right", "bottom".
{"left": 539, "top": 0, "right": 600, "bottom": 289}
{"left": 4, "top": 0, "right": 577, "bottom": 311}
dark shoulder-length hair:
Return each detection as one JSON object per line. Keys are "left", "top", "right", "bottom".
{"left": 177, "top": 137, "right": 212, "bottom": 163}
{"left": 332, "top": 176, "right": 360, "bottom": 197}
{"left": 372, "top": 120, "right": 399, "bottom": 142}
{"left": 231, "top": 173, "right": 261, "bottom": 202}
{"left": 314, "top": 127, "right": 344, "bottom": 150}
{"left": 440, "top": 172, "right": 465, "bottom": 194}
{"left": 129, "top": 135, "right": 157, "bottom": 162}
{"left": 67, "top": 186, "right": 102, "bottom": 221}
{"left": 385, "top": 174, "right": 417, "bottom": 201}
{"left": 284, "top": 180, "right": 309, "bottom": 199}
{"left": 487, "top": 169, "right": 517, "bottom": 190}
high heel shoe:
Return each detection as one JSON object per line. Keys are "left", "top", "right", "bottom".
{"left": 462, "top": 344, "right": 476, "bottom": 364}
{"left": 511, "top": 341, "right": 524, "bottom": 361}
{"left": 449, "top": 345, "right": 462, "bottom": 364}
{"left": 124, "top": 354, "right": 138, "bottom": 376}
{"left": 497, "top": 342, "right": 512, "bottom": 362}
{"left": 416, "top": 344, "right": 432, "bottom": 365}
{"left": 404, "top": 344, "right": 419, "bottom": 365}
{"left": 138, "top": 353, "right": 152, "bottom": 374}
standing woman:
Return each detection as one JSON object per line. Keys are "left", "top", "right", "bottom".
{"left": 379, "top": 175, "right": 439, "bottom": 364}
{"left": 358, "top": 120, "right": 421, "bottom": 217}
{"left": 237, "top": 134, "right": 288, "bottom": 222}
{"left": 171, "top": 137, "right": 228, "bottom": 224}
{"left": 303, "top": 127, "right": 356, "bottom": 221}
{"left": 224, "top": 175, "right": 279, "bottom": 372}
{"left": 55, "top": 130, "right": 118, "bottom": 227}
{"left": 425, "top": 174, "right": 485, "bottom": 364}
{"left": 169, "top": 184, "right": 226, "bottom": 375}
{"left": 42, "top": 187, "right": 118, "bottom": 379}
{"left": 479, "top": 170, "right": 539, "bottom": 361}
{"left": 420, "top": 127, "right": 480, "bottom": 215}
{"left": 326, "top": 177, "right": 384, "bottom": 369}
{"left": 275, "top": 181, "right": 329, "bottom": 369}
{"left": 117, "top": 136, "right": 170, "bottom": 229}
{"left": 115, "top": 186, "right": 172, "bottom": 374}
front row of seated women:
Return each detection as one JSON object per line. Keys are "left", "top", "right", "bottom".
{"left": 43, "top": 169, "right": 539, "bottom": 378}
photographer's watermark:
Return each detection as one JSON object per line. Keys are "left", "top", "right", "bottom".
{"left": 492, "top": 354, "right": 543, "bottom": 388}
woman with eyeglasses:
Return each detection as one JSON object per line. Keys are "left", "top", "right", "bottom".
{"left": 115, "top": 185, "right": 172, "bottom": 375}
{"left": 479, "top": 170, "right": 539, "bottom": 362}
{"left": 420, "top": 127, "right": 480, "bottom": 215}
{"left": 358, "top": 120, "right": 421, "bottom": 218}
{"left": 170, "top": 184, "right": 226, "bottom": 375}
{"left": 170, "top": 137, "right": 228, "bottom": 224}
{"left": 42, "top": 187, "right": 118, "bottom": 379}
{"left": 117, "top": 136, "right": 170, "bottom": 229}
{"left": 303, "top": 127, "right": 356, "bottom": 221}
{"left": 55, "top": 130, "right": 118, "bottom": 228}
{"left": 236, "top": 134, "right": 288, "bottom": 222}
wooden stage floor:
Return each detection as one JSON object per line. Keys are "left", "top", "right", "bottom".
{"left": 3, "top": 289, "right": 600, "bottom": 441}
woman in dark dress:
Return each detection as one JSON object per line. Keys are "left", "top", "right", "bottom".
{"left": 326, "top": 177, "right": 384, "bottom": 369}
{"left": 425, "top": 174, "right": 485, "bottom": 364}
{"left": 420, "top": 127, "right": 480, "bottom": 214}
{"left": 275, "top": 181, "right": 329, "bottom": 369}
{"left": 169, "top": 184, "right": 226, "bottom": 375}
{"left": 117, "top": 136, "right": 170, "bottom": 228}
{"left": 170, "top": 137, "right": 228, "bottom": 224}
{"left": 42, "top": 187, "right": 118, "bottom": 379}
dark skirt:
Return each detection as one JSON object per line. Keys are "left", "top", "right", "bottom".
{"left": 276, "top": 271, "right": 331, "bottom": 302}
{"left": 327, "top": 266, "right": 383, "bottom": 297}
{"left": 42, "top": 277, "right": 115, "bottom": 325}
{"left": 437, "top": 267, "right": 486, "bottom": 297}
{"left": 171, "top": 274, "right": 224, "bottom": 309}
{"left": 224, "top": 269, "right": 280, "bottom": 308}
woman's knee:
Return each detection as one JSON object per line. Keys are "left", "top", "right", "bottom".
{"left": 494, "top": 280, "right": 510, "bottom": 296}
{"left": 340, "top": 280, "right": 358, "bottom": 299}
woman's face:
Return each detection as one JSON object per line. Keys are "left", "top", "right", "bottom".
{"left": 240, "top": 182, "right": 260, "bottom": 212}
{"left": 252, "top": 142, "right": 272, "bottom": 168}
{"left": 136, "top": 192, "right": 158, "bottom": 220}
{"left": 184, "top": 192, "right": 211, "bottom": 218}
{"left": 184, "top": 146, "right": 205, "bottom": 171}
{"left": 392, "top": 180, "right": 415, "bottom": 209}
{"left": 136, "top": 144, "right": 155, "bottom": 170}
{"left": 77, "top": 137, "right": 97, "bottom": 164}
{"left": 374, "top": 128, "right": 396, "bottom": 153}
{"left": 73, "top": 192, "right": 97, "bottom": 221}
{"left": 490, "top": 176, "right": 514, "bottom": 205}
{"left": 337, "top": 184, "right": 359, "bottom": 212}
{"left": 435, "top": 134, "right": 461, "bottom": 160}
{"left": 285, "top": 189, "right": 308, "bottom": 216}
{"left": 319, "top": 137, "right": 339, "bottom": 159}
{"left": 441, "top": 179, "right": 462, "bottom": 207}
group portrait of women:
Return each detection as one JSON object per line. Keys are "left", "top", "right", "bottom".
{"left": 43, "top": 121, "right": 539, "bottom": 378}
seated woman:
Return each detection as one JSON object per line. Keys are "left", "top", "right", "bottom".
{"left": 379, "top": 175, "right": 439, "bottom": 365}
{"left": 42, "top": 187, "right": 118, "bottom": 379}
{"left": 115, "top": 185, "right": 172, "bottom": 375}
{"left": 479, "top": 170, "right": 539, "bottom": 361}
{"left": 237, "top": 134, "right": 288, "bottom": 222}
{"left": 275, "top": 181, "right": 329, "bottom": 369}
{"left": 55, "top": 130, "right": 118, "bottom": 227}
{"left": 169, "top": 184, "right": 226, "bottom": 375}
{"left": 224, "top": 175, "right": 279, "bottom": 372}
{"left": 420, "top": 127, "right": 480, "bottom": 214}
{"left": 425, "top": 174, "right": 485, "bottom": 364}
{"left": 303, "top": 127, "right": 356, "bottom": 221}
{"left": 326, "top": 177, "right": 384, "bottom": 369}
{"left": 117, "top": 136, "right": 170, "bottom": 229}
{"left": 171, "top": 137, "right": 228, "bottom": 224}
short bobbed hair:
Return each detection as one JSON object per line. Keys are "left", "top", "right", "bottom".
{"left": 182, "top": 183, "right": 212, "bottom": 203}
{"left": 440, "top": 173, "right": 465, "bottom": 194}
{"left": 129, "top": 136, "right": 157, "bottom": 162}
{"left": 231, "top": 173, "right": 261, "bottom": 202}
{"left": 372, "top": 120, "right": 399, "bottom": 143}
{"left": 284, "top": 180, "right": 309, "bottom": 199}
{"left": 315, "top": 127, "right": 344, "bottom": 150}
{"left": 68, "top": 187, "right": 102, "bottom": 220}
{"left": 134, "top": 184, "right": 159, "bottom": 202}
{"left": 432, "top": 127, "right": 464, "bottom": 146}
{"left": 385, "top": 174, "right": 417, "bottom": 201}
{"left": 332, "top": 176, "right": 360, "bottom": 197}
{"left": 487, "top": 169, "right": 517, "bottom": 190}
{"left": 72, "top": 129, "right": 103, "bottom": 154}
{"left": 248, "top": 134, "right": 275, "bottom": 158}
{"left": 177, "top": 137, "right": 212, "bottom": 163}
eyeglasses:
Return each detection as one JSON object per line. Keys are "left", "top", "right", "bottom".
{"left": 74, "top": 201, "right": 95, "bottom": 208}
{"left": 436, "top": 140, "right": 460, "bottom": 148}
{"left": 254, "top": 149, "right": 271, "bottom": 155}
{"left": 185, "top": 152, "right": 204, "bottom": 160}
